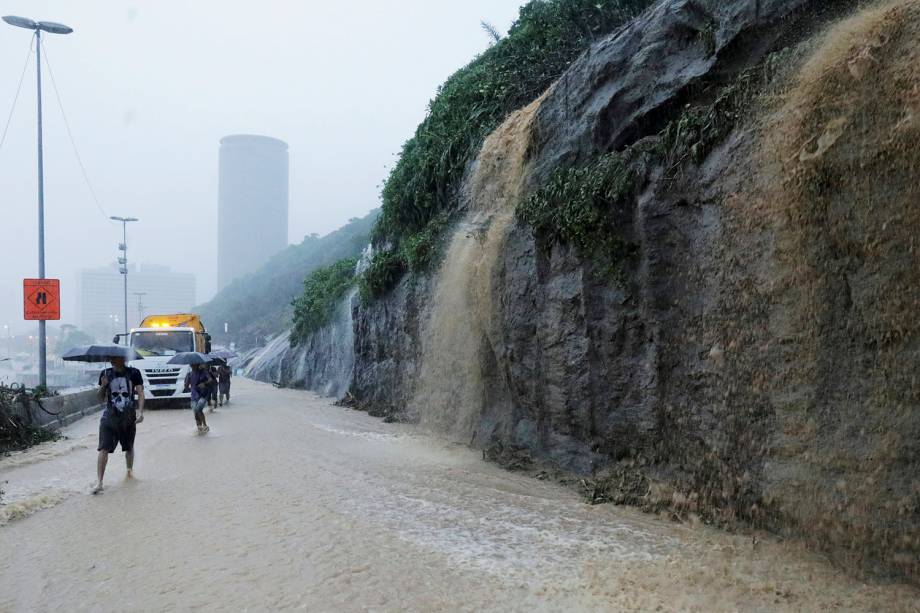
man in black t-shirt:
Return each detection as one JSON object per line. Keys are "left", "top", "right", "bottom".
{"left": 93, "top": 356, "right": 145, "bottom": 494}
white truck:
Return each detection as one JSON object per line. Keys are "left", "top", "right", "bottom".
{"left": 115, "top": 313, "right": 212, "bottom": 403}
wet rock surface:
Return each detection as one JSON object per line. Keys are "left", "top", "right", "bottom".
{"left": 244, "top": 292, "right": 356, "bottom": 399}
{"left": 352, "top": 275, "right": 434, "bottom": 420}
{"left": 257, "top": 0, "right": 920, "bottom": 583}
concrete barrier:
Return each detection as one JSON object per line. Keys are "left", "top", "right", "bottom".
{"left": 20, "top": 389, "right": 103, "bottom": 431}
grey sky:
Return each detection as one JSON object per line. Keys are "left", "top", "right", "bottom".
{"left": 0, "top": 0, "right": 525, "bottom": 333}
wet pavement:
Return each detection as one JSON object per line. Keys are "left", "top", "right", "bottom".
{"left": 1, "top": 379, "right": 917, "bottom": 612}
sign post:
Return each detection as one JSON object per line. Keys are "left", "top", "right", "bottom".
{"left": 23, "top": 278, "right": 60, "bottom": 387}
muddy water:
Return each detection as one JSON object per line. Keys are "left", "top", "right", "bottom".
{"left": 412, "top": 97, "right": 543, "bottom": 439}
{"left": 0, "top": 380, "right": 917, "bottom": 612}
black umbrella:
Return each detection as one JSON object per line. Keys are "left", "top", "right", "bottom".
{"left": 208, "top": 349, "right": 238, "bottom": 360}
{"left": 61, "top": 344, "right": 143, "bottom": 363}
{"left": 167, "top": 352, "right": 210, "bottom": 366}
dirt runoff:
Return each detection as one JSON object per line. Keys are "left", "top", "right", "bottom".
{"left": 0, "top": 379, "right": 916, "bottom": 611}
{"left": 735, "top": 0, "right": 920, "bottom": 580}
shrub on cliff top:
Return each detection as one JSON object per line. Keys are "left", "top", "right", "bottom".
{"left": 291, "top": 258, "right": 358, "bottom": 345}
{"left": 369, "top": 0, "right": 654, "bottom": 275}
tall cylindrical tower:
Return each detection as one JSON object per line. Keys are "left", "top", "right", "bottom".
{"left": 217, "top": 134, "right": 289, "bottom": 291}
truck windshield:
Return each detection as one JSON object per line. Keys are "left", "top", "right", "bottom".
{"left": 130, "top": 331, "right": 194, "bottom": 356}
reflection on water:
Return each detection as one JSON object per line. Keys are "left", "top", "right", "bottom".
{"left": 1, "top": 380, "right": 917, "bottom": 612}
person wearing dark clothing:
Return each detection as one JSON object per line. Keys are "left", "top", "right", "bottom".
{"left": 93, "top": 356, "right": 144, "bottom": 494}
{"left": 217, "top": 363, "right": 231, "bottom": 406}
{"left": 207, "top": 366, "right": 220, "bottom": 411}
{"left": 184, "top": 364, "right": 212, "bottom": 433}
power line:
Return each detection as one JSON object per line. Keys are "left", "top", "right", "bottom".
{"left": 0, "top": 33, "right": 34, "bottom": 154}
{"left": 39, "top": 36, "right": 113, "bottom": 223}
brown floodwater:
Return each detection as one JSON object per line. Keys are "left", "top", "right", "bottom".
{"left": 1, "top": 379, "right": 917, "bottom": 612}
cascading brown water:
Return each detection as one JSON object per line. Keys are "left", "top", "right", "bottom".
{"left": 411, "top": 96, "right": 546, "bottom": 440}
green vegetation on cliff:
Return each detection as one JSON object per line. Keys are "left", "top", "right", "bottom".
{"left": 197, "top": 211, "right": 377, "bottom": 348}
{"left": 361, "top": 0, "right": 654, "bottom": 300}
{"left": 291, "top": 258, "right": 358, "bottom": 345}
{"left": 517, "top": 151, "right": 639, "bottom": 279}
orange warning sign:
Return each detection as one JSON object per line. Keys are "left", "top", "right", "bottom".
{"left": 23, "top": 278, "right": 61, "bottom": 321}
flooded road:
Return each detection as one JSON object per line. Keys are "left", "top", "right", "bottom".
{"left": 1, "top": 379, "right": 917, "bottom": 612}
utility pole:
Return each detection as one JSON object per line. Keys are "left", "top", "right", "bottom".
{"left": 111, "top": 216, "right": 138, "bottom": 336}
{"left": 3, "top": 16, "right": 73, "bottom": 387}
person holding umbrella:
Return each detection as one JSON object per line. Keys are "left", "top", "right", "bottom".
{"left": 208, "top": 349, "right": 237, "bottom": 406}
{"left": 172, "top": 352, "right": 213, "bottom": 433}
{"left": 62, "top": 344, "right": 145, "bottom": 495}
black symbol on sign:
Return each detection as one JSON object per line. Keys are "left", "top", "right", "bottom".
{"left": 36, "top": 292, "right": 47, "bottom": 305}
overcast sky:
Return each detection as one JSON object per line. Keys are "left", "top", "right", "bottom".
{"left": 0, "top": 0, "right": 525, "bottom": 334}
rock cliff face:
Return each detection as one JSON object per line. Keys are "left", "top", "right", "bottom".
{"left": 353, "top": 0, "right": 920, "bottom": 580}
{"left": 251, "top": 0, "right": 920, "bottom": 581}
{"left": 244, "top": 291, "right": 356, "bottom": 398}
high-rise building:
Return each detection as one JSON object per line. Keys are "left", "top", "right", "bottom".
{"left": 77, "top": 264, "right": 196, "bottom": 339}
{"left": 217, "top": 134, "right": 289, "bottom": 291}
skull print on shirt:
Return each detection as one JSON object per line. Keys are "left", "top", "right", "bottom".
{"left": 108, "top": 375, "right": 134, "bottom": 413}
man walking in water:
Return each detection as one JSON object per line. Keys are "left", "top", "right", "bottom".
{"left": 185, "top": 363, "right": 211, "bottom": 433}
{"left": 94, "top": 355, "right": 144, "bottom": 494}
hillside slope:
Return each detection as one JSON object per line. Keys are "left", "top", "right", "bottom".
{"left": 197, "top": 211, "right": 376, "bottom": 348}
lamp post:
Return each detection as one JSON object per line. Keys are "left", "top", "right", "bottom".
{"left": 110, "top": 216, "right": 138, "bottom": 336}
{"left": 3, "top": 16, "right": 73, "bottom": 388}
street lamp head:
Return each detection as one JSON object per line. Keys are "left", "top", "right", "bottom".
{"left": 110, "top": 216, "right": 139, "bottom": 223}
{"left": 3, "top": 15, "right": 37, "bottom": 29}
{"left": 37, "top": 21, "right": 73, "bottom": 35}
{"left": 3, "top": 16, "right": 73, "bottom": 34}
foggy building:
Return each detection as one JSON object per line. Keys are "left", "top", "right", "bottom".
{"left": 217, "top": 134, "right": 289, "bottom": 291}
{"left": 78, "top": 264, "right": 196, "bottom": 339}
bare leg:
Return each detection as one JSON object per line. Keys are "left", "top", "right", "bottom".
{"left": 126, "top": 450, "right": 134, "bottom": 478}
{"left": 94, "top": 450, "right": 108, "bottom": 493}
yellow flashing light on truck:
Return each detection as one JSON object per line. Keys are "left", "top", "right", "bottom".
{"left": 136, "top": 314, "right": 209, "bottom": 351}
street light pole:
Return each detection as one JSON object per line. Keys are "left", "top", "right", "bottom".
{"left": 36, "top": 29, "right": 46, "bottom": 387}
{"left": 3, "top": 16, "right": 73, "bottom": 389}
{"left": 111, "top": 216, "right": 138, "bottom": 336}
